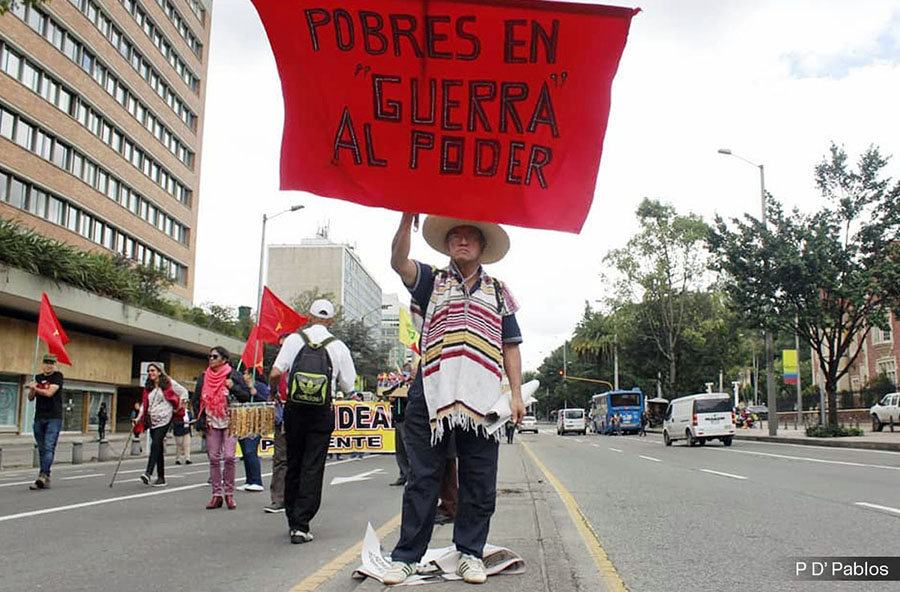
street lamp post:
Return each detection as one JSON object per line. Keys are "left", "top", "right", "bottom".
{"left": 256, "top": 205, "right": 305, "bottom": 320}
{"left": 718, "top": 148, "right": 777, "bottom": 436}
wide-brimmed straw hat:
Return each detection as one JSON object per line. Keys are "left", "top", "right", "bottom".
{"left": 422, "top": 216, "right": 510, "bottom": 264}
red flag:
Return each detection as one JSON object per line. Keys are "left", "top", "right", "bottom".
{"left": 241, "top": 325, "right": 265, "bottom": 372}
{"left": 250, "top": 0, "right": 638, "bottom": 233}
{"left": 258, "top": 287, "right": 307, "bottom": 343}
{"left": 37, "top": 292, "right": 72, "bottom": 365}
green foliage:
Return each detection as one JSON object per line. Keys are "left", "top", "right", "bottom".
{"left": 805, "top": 424, "right": 863, "bottom": 438}
{"left": 710, "top": 144, "right": 900, "bottom": 426}
{"left": 0, "top": 0, "right": 44, "bottom": 15}
{"left": 0, "top": 217, "right": 243, "bottom": 337}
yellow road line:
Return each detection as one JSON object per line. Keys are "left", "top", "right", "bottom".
{"left": 289, "top": 512, "right": 403, "bottom": 592}
{"left": 522, "top": 442, "right": 628, "bottom": 592}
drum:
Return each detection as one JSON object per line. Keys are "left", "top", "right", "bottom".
{"left": 227, "top": 402, "right": 275, "bottom": 438}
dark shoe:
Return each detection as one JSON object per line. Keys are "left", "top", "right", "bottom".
{"left": 224, "top": 495, "right": 237, "bottom": 510}
{"left": 152, "top": 478, "right": 167, "bottom": 487}
{"left": 29, "top": 473, "right": 48, "bottom": 490}
{"left": 175, "top": 460, "right": 182, "bottom": 465}
{"left": 389, "top": 477, "right": 407, "bottom": 487}
{"left": 185, "top": 460, "right": 193, "bottom": 465}
{"left": 139, "top": 473, "right": 151, "bottom": 485}
{"left": 264, "top": 503, "right": 285, "bottom": 513}
{"left": 290, "top": 530, "right": 314, "bottom": 544}
{"left": 206, "top": 496, "right": 223, "bottom": 510}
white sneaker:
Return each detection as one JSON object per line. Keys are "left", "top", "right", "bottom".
{"left": 382, "top": 561, "right": 416, "bottom": 585}
{"left": 457, "top": 553, "right": 486, "bottom": 584}
{"left": 244, "top": 484, "right": 265, "bottom": 492}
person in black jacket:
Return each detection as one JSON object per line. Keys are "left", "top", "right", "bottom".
{"left": 97, "top": 402, "right": 108, "bottom": 441}
{"left": 192, "top": 346, "right": 249, "bottom": 510}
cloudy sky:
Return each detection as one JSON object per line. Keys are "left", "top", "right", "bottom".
{"left": 193, "top": 0, "right": 900, "bottom": 372}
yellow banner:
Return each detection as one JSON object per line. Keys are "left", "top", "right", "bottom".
{"left": 329, "top": 401, "right": 396, "bottom": 453}
{"left": 398, "top": 306, "right": 420, "bottom": 348}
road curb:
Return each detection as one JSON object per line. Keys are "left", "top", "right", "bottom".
{"left": 732, "top": 433, "right": 900, "bottom": 452}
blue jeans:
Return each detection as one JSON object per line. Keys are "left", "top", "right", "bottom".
{"left": 33, "top": 418, "right": 62, "bottom": 476}
{"left": 239, "top": 436, "right": 262, "bottom": 486}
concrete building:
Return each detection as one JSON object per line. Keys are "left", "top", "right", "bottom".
{"left": 1, "top": 0, "right": 213, "bottom": 301}
{"left": 0, "top": 1, "right": 227, "bottom": 435}
{"left": 381, "top": 292, "right": 414, "bottom": 370}
{"left": 267, "top": 235, "right": 383, "bottom": 331}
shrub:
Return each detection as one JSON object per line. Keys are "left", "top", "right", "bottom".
{"left": 805, "top": 425, "right": 864, "bottom": 438}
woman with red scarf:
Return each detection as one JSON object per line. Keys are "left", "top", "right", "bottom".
{"left": 193, "top": 346, "right": 249, "bottom": 509}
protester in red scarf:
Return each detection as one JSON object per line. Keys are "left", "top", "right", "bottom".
{"left": 192, "top": 346, "right": 249, "bottom": 510}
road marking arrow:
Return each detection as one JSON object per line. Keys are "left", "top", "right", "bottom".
{"left": 330, "top": 468, "right": 385, "bottom": 486}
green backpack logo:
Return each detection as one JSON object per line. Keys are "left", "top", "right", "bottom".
{"left": 288, "top": 332, "right": 335, "bottom": 406}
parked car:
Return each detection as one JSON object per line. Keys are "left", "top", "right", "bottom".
{"left": 870, "top": 392, "right": 900, "bottom": 431}
{"left": 745, "top": 405, "right": 769, "bottom": 421}
{"left": 518, "top": 416, "right": 539, "bottom": 434}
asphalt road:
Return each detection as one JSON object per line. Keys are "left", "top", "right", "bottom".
{"left": 525, "top": 428, "right": 900, "bottom": 592}
{"left": 2, "top": 429, "right": 899, "bottom": 591}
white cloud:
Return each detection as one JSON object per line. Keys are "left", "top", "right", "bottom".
{"left": 194, "top": 0, "right": 900, "bottom": 373}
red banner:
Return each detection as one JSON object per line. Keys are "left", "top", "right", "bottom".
{"left": 251, "top": 0, "right": 638, "bottom": 233}
{"left": 258, "top": 286, "right": 307, "bottom": 343}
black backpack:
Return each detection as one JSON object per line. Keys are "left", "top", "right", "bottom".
{"left": 288, "top": 331, "right": 335, "bottom": 406}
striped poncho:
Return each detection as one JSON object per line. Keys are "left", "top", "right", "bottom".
{"left": 410, "top": 262, "right": 520, "bottom": 443}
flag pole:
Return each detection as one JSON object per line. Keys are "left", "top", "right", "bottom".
{"left": 31, "top": 334, "right": 42, "bottom": 382}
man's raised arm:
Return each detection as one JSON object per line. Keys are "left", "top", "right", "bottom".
{"left": 391, "top": 213, "right": 418, "bottom": 287}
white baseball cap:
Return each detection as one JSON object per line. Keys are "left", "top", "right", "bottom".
{"left": 309, "top": 299, "right": 335, "bottom": 320}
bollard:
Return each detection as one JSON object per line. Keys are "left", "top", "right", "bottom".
{"left": 891, "top": 417, "right": 895, "bottom": 432}
{"left": 98, "top": 440, "right": 110, "bottom": 462}
{"left": 33, "top": 444, "right": 40, "bottom": 468}
{"left": 72, "top": 441, "right": 83, "bottom": 464}
{"left": 130, "top": 437, "right": 141, "bottom": 456}
{"left": 0, "top": 447, "right": 3, "bottom": 470}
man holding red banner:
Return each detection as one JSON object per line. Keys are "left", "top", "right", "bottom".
{"left": 27, "top": 354, "right": 65, "bottom": 490}
{"left": 384, "top": 213, "right": 525, "bottom": 585}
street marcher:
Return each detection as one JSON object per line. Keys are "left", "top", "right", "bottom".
{"left": 270, "top": 299, "right": 357, "bottom": 544}
{"left": 639, "top": 410, "right": 649, "bottom": 437}
{"left": 173, "top": 405, "right": 193, "bottom": 465}
{"left": 133, "top": 363, "right": 181, "bottom": 487}
{"left": 386, "top": 368, "right": 412, "bottom": 487}
{"left": 265, "top": 338, "right": 291, "bottom": 513}
{"left": 27, "top": 354, "right": 64, "bottom": 490}
{"left": 349, "top": 392, "right": 366, "bottom": 459}
{"left": 192, "top": 346, "right": 250, "bottom": 510}
{"left": 383, "top": 214, "right": 525, "bottom": 585}
{"left": 97, "top": 402, "right": 108, "bottom": 441}
{"left": 239, "top": 367, "right": 270, "bottom": 492}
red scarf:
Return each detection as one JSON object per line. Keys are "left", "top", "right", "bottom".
{"left": 201, "top": 363, "right": 232, "bottom": 420}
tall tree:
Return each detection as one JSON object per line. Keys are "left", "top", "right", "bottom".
{"left": 605, "top": 199, "right": 713, "bottom": 397}
{"left": 710, "top": 144, "right": 900, "bottom": 426}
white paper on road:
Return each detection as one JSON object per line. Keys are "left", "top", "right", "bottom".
{"left": 352, "top": 523, "right": 525, "bottom": 585}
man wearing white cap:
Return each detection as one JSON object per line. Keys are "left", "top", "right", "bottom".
{"left": 383, "top": 213, "right": 526, "bottom": 585}
{"left": 270, "top": 299, "right": 356, "bottom": 545}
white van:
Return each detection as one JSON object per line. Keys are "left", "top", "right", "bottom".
{"left": 663, "top": 393, "right": 735, "bottom": 446}
{"left": 557, "top": 408, "right": 586, "bottom": 435}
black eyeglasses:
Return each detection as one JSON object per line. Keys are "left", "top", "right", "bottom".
{"left": 208, "top": 354, "right": 221, "bottom": 360}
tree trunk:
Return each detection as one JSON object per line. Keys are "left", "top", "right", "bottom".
{"left": 826, "top": 380, "right": 838, "bottom": 427}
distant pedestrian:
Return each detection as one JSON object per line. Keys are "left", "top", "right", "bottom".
{"left": 239, "top": 367, "right": 270, "bottom": 492}
{"left": 639, "top": 410, "right": 648, "bottom": 437}
{"left": 270, "top": 299, "right": 357, "bottom": 544}
{"left": 173, "top": 405, "right": 193, "bottom": 465}
{"left": 505, "top": 419, "right": 516, "bottom": 444}
{"left": 27, "top": 354, "right": 64, "bottom": 490}
{"left": 97, "top": 402, "right": 108, "bottom": 441}
{"left": 192, "top": 346, "right": 250, "bottom": 510}
{"left": 349, "top": 392, "right": 366, "bottom": 459}
{"left": 133, "top": 363, "right": 181, "bottom": 488}
{"left": 386, "top": 369, "right": 412, "bottom": 487}
{"left": 130, "top": 401, "right": 143, "bottom": 453}
{"left": 265, "top": 334, "right": 291, "bottom": 514}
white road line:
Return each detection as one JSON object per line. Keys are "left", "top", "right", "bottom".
{"left": 700, "top": 469, "right": 747, "bottom": 480}
{"left": 855, "top": 502, "right": 900, "bottom": 516}
{"left": 0, "top": 472, "right": 272, "bottom": 523}
{"left": 61, "top": 473, "right": 104, "bottom": 481}
{"left": 0, "top": 480, "right": 35, "bottom": 488}
{"left": 609, "top": 448, "right": 623, "bottom": 453}
{"left": 639, "top": 455, "right": 661, "bottom": 463}
{"left": 591, "top": 444, "right": 600, "bottom": 448}
{"left": 707, "top": 447, "right": 900, "bottom": 471}
{"left": 573, "top": 439, "right": 584, "bottom": 444}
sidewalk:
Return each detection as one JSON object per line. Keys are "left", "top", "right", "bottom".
{"left": 649, "top": 421, "right": 900, "bottom": 452}
{"left": 344, "top": 441, "right": 604, "bottom": 592}
{"left": 0, "top": 431, "right": 203, "bottom": 471}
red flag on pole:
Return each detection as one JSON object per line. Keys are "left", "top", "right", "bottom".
{"left": 241, "top": 325, "right": 265, "bottom": 372}
{"left": 37, "top": 292, "right": 72, "bottom": 365}
{"left": 250, "top": 0, "right": 638, "bottom": 233}
{"left": 258, "top": 287, "right": 307, "bottom": 343}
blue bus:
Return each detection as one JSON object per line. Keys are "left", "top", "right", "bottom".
{"left": 590, "top": 388, "right": 644, "bottom": 435}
